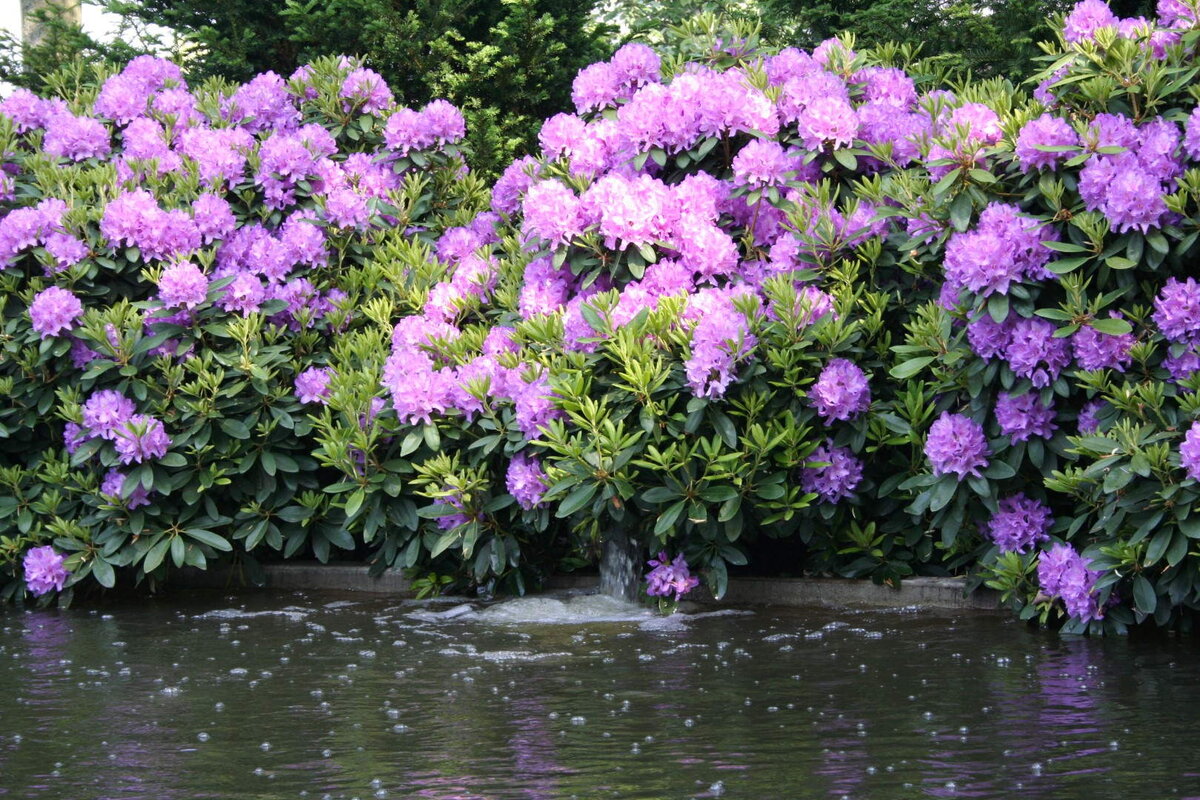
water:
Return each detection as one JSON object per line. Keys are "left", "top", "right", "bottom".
{"left": 598, "top": 528, "right": 640, "bottom": 602}
{"left": 2, "top": 591, "right": 1200, "bottom": 799}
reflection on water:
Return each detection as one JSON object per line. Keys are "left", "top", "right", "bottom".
{"left": 2, "top": 591, "right": 1199, "bottom": 799}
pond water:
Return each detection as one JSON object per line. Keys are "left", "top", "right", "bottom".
{"left": 2, "top": 590, "right": 1199, "bottom": 799}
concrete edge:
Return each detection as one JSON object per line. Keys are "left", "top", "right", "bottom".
{"left": 176, "top": 563, "right": 1000, "bottom": 612}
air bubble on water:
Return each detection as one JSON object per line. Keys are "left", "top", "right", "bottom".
{"left": 570, "top": 716, "right": 586, "bottom": 725}
{"left": 260, "top": 742, "right": 271, "bottom": 751}
{"left": 708, "top": 780, "right": 725, "bottom": 796}
{"left": 197, "top": 732, "right": 210, "bottom": 742}
{"left": 684, "top": 718, "right": 695, "bottom": 727}
{"left": 392, "top": 724, "right": 409, "bottom": 733}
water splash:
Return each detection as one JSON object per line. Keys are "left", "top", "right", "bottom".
{"left": 599, "top": 528, "right": 641, "bottom": 602}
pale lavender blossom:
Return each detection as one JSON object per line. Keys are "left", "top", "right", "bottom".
{"left": 22, "top": 546, "right": 69, "bottom": 596}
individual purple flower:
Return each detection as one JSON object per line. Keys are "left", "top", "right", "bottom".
{"left": 925, "top": 412, "right": 989, "bottom": 479}
{"left": 1153, "top": 277, "right": 1200, "bottom": 343}
{"left": 82, "top": 390, "right": 136, "bottom": 440}
{"left": 1015, "top": 114, "right": 1078, "bottom": 171}
{"left": 987, "top": 494, "right": 1053, "bottom": 553}
{"left": 810, "top": 358, "right": 870, "bottom": 423}
{"left": 995, "top": 392, "right": 1057, "bottom": 442}
{"left": 1159, "top": 0, "right": 1197, "bottom": 28}
{"left": 1164, "top": 347, "right": 1200, "bottom": 385}
{"left": 797, "top": 96, "right": 858, "bottom": 150}
{"left": 113, "top": 414, "right": 171, "bottom": 464}
{"left": 572, "top": 62, "right": 620, "bottom": 113}
{"left": 684, "top": 297, "right": 757, "bottom": 399}
{"left": 1063, "top": 0, "right": 1119, "bottom": 43}
{"left": 324, "top": 188, "right": 371, "bottom": 229}
{"left": 967, "top": 314, "right": 1014, "bottom": 360}
{"left": 1072, "top": 315, "right": 1134, "bottom": 371}
{"left": 521, "top": 180, "right": 586, "bottom": 245}
{"left": 192, "top": 194, "right": 236, "bottom": 243}
{"left": 421, "top": 99, "right": 466, "bottom": 145}
{"left": 295, "top": 366, "right": 333, "bottom": 404}
{"left": 157, "top": 262, "right": 209, "bottom": 309}
{"left": 1181, "top": 421, "right": 1200, "bottom": 481}
{"left": 1004, "top": 317, "right": 1072, "bottom": 388}
{"left": 43, "top": 113, "right": 111, "bottom": 161}
{"left": 802, "top": 441, "right": 863, "bottom": 503}
{"left": 732, "top": 139, "right": 795, "bottom": 188}
{"left": 1103, "top": 160, "right": 1168, "bottom": 233}
{"left": 611, "top": 43, "right": 661, "bottom": 88}
{"left": 340, "top": 67, "right": 393, "bottom": 114}
{"left": 1077, "top": 399, "right": 1106, "bottom": 434}
{"left": 29, "top": 286, "right": 83, "bottom": 338}
{"left": 22, "top": 546, "right": 69, "bottom": 596}
{"left": 513, "top": 375, "right": 563, "bottom": 438}
{"left": 219, "top": 272, "right": 265, "bottom": 316}
{"left": 224, "top": 71, "right": 299, "bottom": 132}
{"left": 100, "top": 468, "right": 150, "bottom": 509}
{"left": 506, "top": 451, "right": 549, "bottom": 510}
{"left": 1185, "top": 107, "right": 1200, "bottom": 160}
{"left": 645, "top": 552, "right": 700, "bottom": 601}
{"left": 1037, "top": 543, "right": 1104, "bottom": 622}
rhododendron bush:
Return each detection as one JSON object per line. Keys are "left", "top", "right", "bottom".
{"left": 6, "top": 2, "right": 1200, "bottom": 633}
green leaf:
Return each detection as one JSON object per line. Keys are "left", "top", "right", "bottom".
{"left": 890, "top": 356, "right": 934, "bottom": 380}
{"left": 929, "top": 475, "right": 958, "bottom": 512}
{"left": 641, "top": 486, "right": 679, "bottom": 504}
{"left": 158, "top": 452, "right": 187, "bottom": 468}
{"left": 654, "top": 500, "right": 686, "bottom": 536}
{"left": 1089, "top": 317, "right": 1132, "bottom": 336}
{"left": 92, "top": 557, "right": 115, "bottom": 588}
{"left": 710, "top": 410, "right": 737, "bottom": 448}
{"left": 186, "top": 528, "right": 232, "bottom": 552}
{"left": 220, "top": 419, "right": 251, "bottom": 439}
{"left": 833, "top": 148, "right": 857, "bottom": 171}
{"left": 987, "top": 293, "right": 1009, "bottom": 324}
{"left": 345, "top": 489, "right": 366, "bottom": 519}
{"left": 555, "top": 484, "right": 598, "bottom": 518}
{"left": 1133, "top": 574, "right": 1156, "bottom": 615}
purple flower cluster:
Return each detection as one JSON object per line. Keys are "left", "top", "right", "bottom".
{"left": 1078, "top": 115, "right": 1182, "bottom": 234}
{"left": 1072, "top": 315, "right": 1134, "bottom": 371}
{"left": 684, "top": 290, "right": 757, "bottom": 399}
{"left": 157, "top": 262, "right": 209, "bottom": 309}
{"left": 1015, "top": 114, "right": 1079, "bottom": 172}
{"left": 22, "top": 546, "right": 69, "bottom": 596}
{"left": 1181, "top": 421, "right": 1200, "bottom": 481}
{"left": 384, "top": 100, "right": 465, "bottom": 156}
{"left": 295, "top": 367, "right": 333, "bottom": 404}
{"left": 114, "top": 415, "right": 172, "bottom": 464}
{"left": 1037, "top": 543, "right": 1104, "bottom": 622}
{"left": 995, "top": 392, "right": 1058, "bottom": 442}
{"left": 645, "top": 552, "right": 700, "bottom": 601}
{"left": 506, "top": 452, "right": 549, "bottom": 510}
{"left": 801, "top": 441, "right": 863, "bottom": 503}
{"left": 101, "top": 468, "right": 151, "bottom": 509}
{"left": 1153, "top": 277, "right": 1200, "bottom": 343}
{"left": 29, "top": 286, "right": 83, "bottom": 338}
{"left": 925, "top": 412, "right": 989, "bottom": 479}
{"left": 943, "top": 203, "right": 1056, "bottom": 298}
{"left": 809, "top": 358, "right": 871, "bottom": 423}
{"left": 986, "top": 494, "right": 1053, "bottom": 553}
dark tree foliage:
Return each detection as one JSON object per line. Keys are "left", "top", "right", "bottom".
{"left": 102, "top": 0, "right": 610, "bottom": 176}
